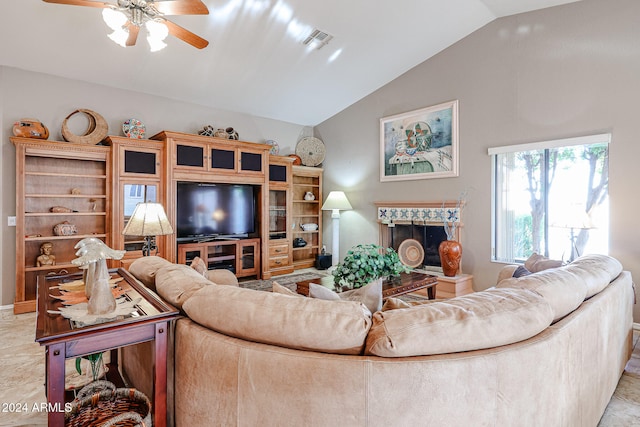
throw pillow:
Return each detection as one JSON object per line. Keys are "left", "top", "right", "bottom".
{"left": 272, "top": 281, "right": 303, "bottom": 297}
{"left": 524, "top": 253, "right": 563, "bottom": 273}
{"left": 309, "top": 278, "right": 383, "bottom": 314}
{"left": 513, "top": 265, "right": 532, "bottom": 278}
{"left": 190, "top": 256, "right": 207, "bottom": 276}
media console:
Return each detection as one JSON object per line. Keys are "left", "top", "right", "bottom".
{"left": 177, "top": 238, "right": 260, "bottom": 278}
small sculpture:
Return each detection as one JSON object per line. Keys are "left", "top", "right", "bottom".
{"left": 226, "top": 127, "right": 239, "bottom": 140}
{"left": 198, "top": 125, "right": 215, "bottom": 137}
{"left": 72, "top": 238, "right": 125, "bottom": 315}
{"left": 214, "top": 128, "right": 228, "bottom": 138}
{"left": 13, "top": 119, "right": 49, "bottom": 139}
{"left": 304, "top": 191, "right": 315, "bottom": 201}
{"left": 36, "top": 242, "right": 56, "bottom": 267}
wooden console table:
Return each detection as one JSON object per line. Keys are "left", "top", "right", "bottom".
{"left": 36, "top": 268, "right": 178, "bottom": 427}
{"left": 296, "top": 272, "right": 438, "bottom": 299}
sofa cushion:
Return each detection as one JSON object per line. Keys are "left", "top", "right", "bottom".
{"left": 155, "top": 263, "right": 214, "bottom": 309}
{"left": 496, "top": 262, "right": 593, "bottom": 322}
{"left": 567, "top": 254, "right": 622, "bottom": 298}
{"left": 365, "top": 288, "right": 553, "bottom": 357}
{"left": 127, "top": 256, "right": 173, "bottom": 291}
{"left": 205, "top": 269, "right": 239, "bottom": 286}
{"left": 183, "top": 285, "right": 372, "bottom": 355}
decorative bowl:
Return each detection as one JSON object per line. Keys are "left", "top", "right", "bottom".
{"left": 301, "top": 223, "right": 318, "bottom": 231}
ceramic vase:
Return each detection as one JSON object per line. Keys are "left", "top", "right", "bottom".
{"left": 439, "top": 240, "right": 462, "bottom": 277}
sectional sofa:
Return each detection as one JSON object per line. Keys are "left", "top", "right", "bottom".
{"left": 122, "top": 254, "right": 634, "bottom": 426}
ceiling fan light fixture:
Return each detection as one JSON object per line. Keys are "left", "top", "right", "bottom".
{"left": 147, "top": 36, "right": 167, "bottom": 52}
{"left": 146, "top": 19, "right": 168, "bottom": 51}
{"left": 108, "top": 27, "right": 129, "bottom": 47}
{"left": 146, "top": 20, "right": 168, "bottom": 41}
{"left": 102, "top": 7, "right": 128, "bottom": 31}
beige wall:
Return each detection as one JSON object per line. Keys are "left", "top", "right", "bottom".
{"left": 0, "top": 67, "right": 304, "bottom": 307}
{"left": 316, "top": 0, "right": 640, "bottom": 319}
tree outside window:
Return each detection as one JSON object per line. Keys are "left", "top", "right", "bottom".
{"left": 491, "top": 134, "right": 609, "bottom": 264}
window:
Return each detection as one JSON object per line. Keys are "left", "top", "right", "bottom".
{"left": 490, "top": 134, "right": 610, "bottom": 264}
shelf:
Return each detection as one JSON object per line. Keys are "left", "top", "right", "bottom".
{"left": 25, "top": 171, "right": 107, "bottom": 179}
{"left": 25, "top": 194, "right": 107, "bottom": 199}
{"left": 292, "top": 183, "right": 320, "bottom": 188}
{"left": 292, "top": 200, "right": 319, "bottom": 203}
{"left": 25, "top": 212, "right": 106, "bottom": 216}
{"left": 293, "top": 230, "right": 319, "bottom": 234}
{"left": 293, "top": 245, "right": 319, "bottom": 251}
{"left": 25, "top": 263, "right": 76, "bottom": 272}
{"left": 208, "top": 255, "right": 235, "bottom": 262}
{"left": 25, "top": 233, "right": 107, "bottom": 242}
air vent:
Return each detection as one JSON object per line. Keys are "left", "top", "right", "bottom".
{"left": 302, "top": 29, "right": 333, "bottom": 50}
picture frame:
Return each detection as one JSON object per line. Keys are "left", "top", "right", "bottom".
{"left": 380, "top": 100, "right": 459, "bottom": 182}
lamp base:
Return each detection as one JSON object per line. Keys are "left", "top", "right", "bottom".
{"left": 142, "top": 236, "right": 157, "bottom": 257}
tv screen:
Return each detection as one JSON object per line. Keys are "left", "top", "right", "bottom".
{"left": 176, "top": 182, "right": 256, "bottom": 239}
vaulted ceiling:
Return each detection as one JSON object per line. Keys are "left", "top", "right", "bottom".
{"left": 0, "top": 0, "right": 582, "bottom": 125}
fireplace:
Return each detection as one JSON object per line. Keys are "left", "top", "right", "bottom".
{"left": 375, "top": 201, "right": 463, "bottom": 272}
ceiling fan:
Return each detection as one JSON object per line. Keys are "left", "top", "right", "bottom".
{"left": 42, "top": 0, "right": 210, "bottom": 50}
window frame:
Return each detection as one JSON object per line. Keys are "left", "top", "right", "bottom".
{"left": 489, "top": 133, "right": 611, "bottom": 264}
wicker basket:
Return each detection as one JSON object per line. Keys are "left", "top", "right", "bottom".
{"left": 65, "top": 381, "right": 152, "bottom": 427}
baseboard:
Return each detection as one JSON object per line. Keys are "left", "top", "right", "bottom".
{"left": 633, "top": 322, "right": 640, "bottom": 331}
{"left": 0, "top": 304, "right": 13, "bottom": 311}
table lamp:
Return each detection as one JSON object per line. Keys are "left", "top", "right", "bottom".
{"left": 321, "top": 191, "right": 352, "bottom": 266}
{"left": 122, "top": 202, "right": 174, "bottom": 256}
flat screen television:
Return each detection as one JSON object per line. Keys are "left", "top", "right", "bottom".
{"left": 176, "top": 182, "right": 256, "bottom": 241}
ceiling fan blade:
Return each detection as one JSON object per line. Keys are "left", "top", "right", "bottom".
{"left": 125, "top": 21, "right": 140, "bottom": 46}
{"left": 42, "top": 0, "right": 111, "bottom": 8}
{"left": 163, "top": 19, "right": 209, "bottom": 49}
{"left": 153, "top": 0, "right": 209, "bottom": 16}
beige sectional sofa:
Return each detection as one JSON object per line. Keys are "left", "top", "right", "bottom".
{"left": 123, "top": 254, "right": 634, "bottom": 427}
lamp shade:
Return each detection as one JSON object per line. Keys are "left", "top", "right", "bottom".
{"left": 321, "top": 191, "right": 352, "bottom": 211}
{"left": 122, "top": 203, "right": 174, "bottom": 237}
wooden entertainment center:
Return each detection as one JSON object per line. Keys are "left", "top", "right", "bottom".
{"left": 12, "top": 131, "right": 323, "bottom": 313}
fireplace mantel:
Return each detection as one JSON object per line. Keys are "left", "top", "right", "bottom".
{"left": 374, "top": 201, "right": 463, "bottom": 225}
{"left": 375, "top": 201, "right": 464, "bottom": 272}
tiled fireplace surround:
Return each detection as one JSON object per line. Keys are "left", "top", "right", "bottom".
{"left": 376, "top": 201, "right": 462, "bottom": 272}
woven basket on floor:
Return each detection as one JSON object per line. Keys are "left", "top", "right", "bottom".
{"left": 65, "top": 381, "right": 152, "bottom": 427}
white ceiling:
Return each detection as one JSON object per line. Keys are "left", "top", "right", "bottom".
{"left": 0, "top": 0, "right": 582, "bottom": 126}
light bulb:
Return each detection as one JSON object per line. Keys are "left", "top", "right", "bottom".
{"left": 108, "top": 27, "right": 129, "bottom": 47}
{"left": 147, "top": 37, "right": 167, "bottom": 52}
{"left": 146, "top": 20, "right": 169, "bottom": 41}
{"left": 102, "top": 8, "right": 128, "bottom": 31}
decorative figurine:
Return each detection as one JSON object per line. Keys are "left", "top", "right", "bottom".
{"left": 36, "top": 242, "right": 56, "bottom": 267}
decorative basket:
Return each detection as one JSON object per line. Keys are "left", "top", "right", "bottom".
{"left": 65, "top": 381, "right": 152, "bottom": 427}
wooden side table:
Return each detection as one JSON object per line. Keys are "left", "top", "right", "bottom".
{"left": 435, "top": 274, "right": 474, "bottom": 298}
{"left": 36, "top": 268, "right": 178, "bottom": 427}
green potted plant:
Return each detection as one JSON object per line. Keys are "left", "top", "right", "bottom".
{"left": 332, "top": 243, "right": 410, "bottom": 290}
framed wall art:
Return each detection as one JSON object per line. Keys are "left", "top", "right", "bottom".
{"left": 380, "top": 100, "right": 459, "bottom": 182}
